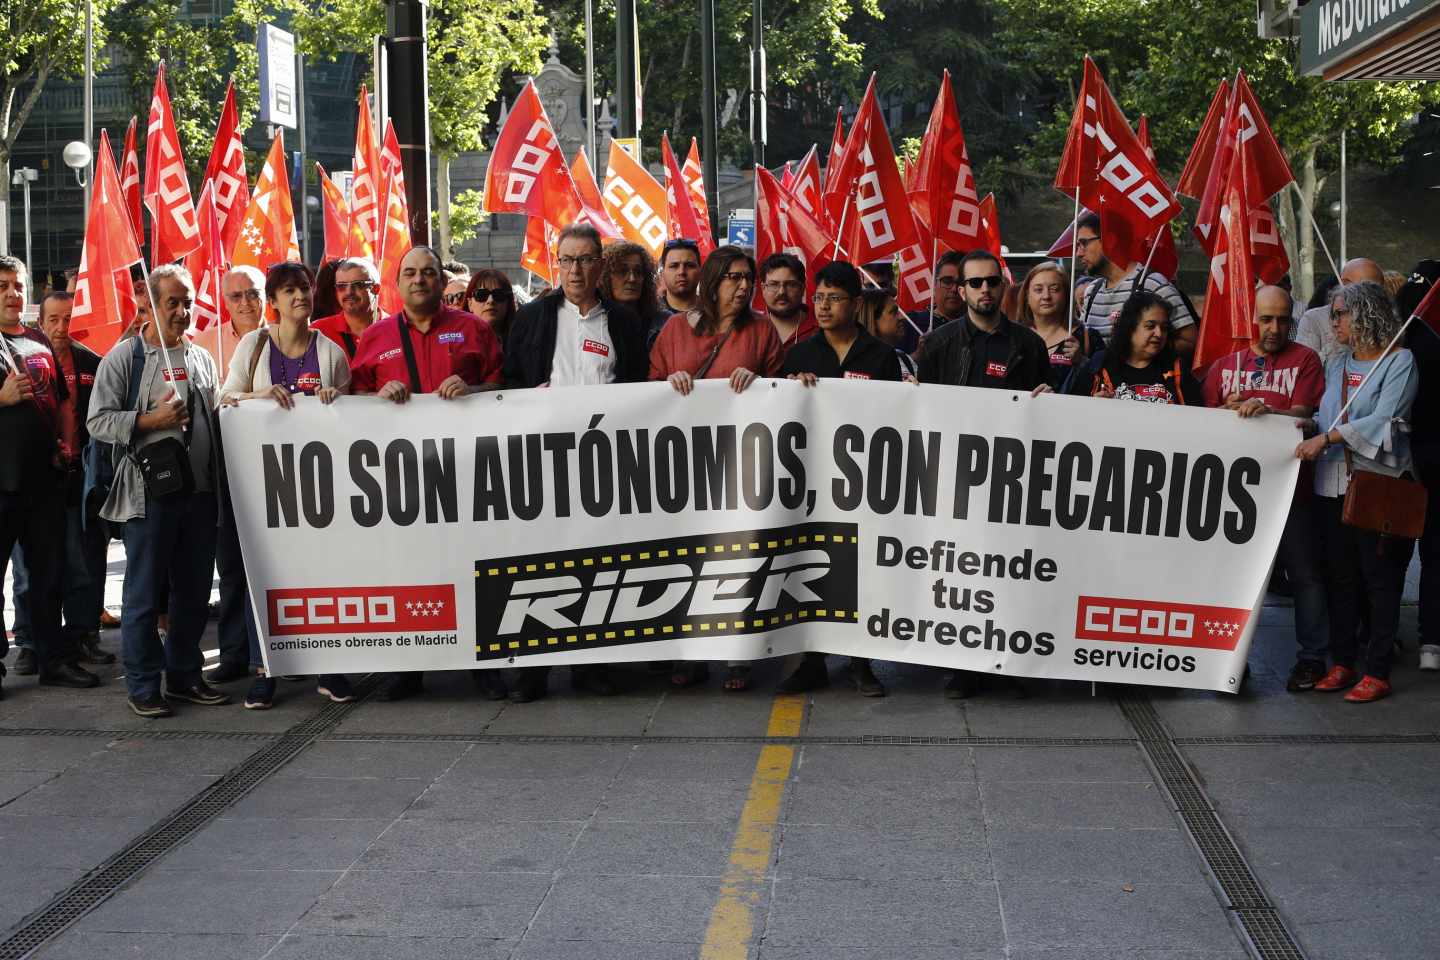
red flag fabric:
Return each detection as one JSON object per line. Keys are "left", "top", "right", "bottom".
{"left": 318, "top": 163, "right": 371, "bottom": 262}
{"left": 1195, "top": 146, "right": 1259, "bottom": 371}
{"left": 202, "top": 81, "right": 250, "bottom": 260}
{"left": 231, "top": 132, "right": 300, "bottom": 271}
{"left": 185, "top": 181, "right": 226, "bottom": 333}
{"left": 120, "top": 117, "right": 143, "bottom": 246}
{"left": 376, "top": 164, "right": 411, "bottom": 315}
{"left": 72, "top": 129, "right": 144, "bottom": 355}
{"left": 780, "top": 162, "right": 796, "bottom": 191}
{"left": 895, "top": 156, "right": 937, "bottom": 312}
{"left": 602, "top": 140, "right": 670, "bottom": 258}
{"left": 1052, "top": 57, "right": 1180, "bottom": 271}
{"left": 352, "top": 88, "right": 385, "bottom": 254}
{"left": 662, "top": 132, "right": 714, "bottom": 257}
{"left": 823, "top": 108, "right": 845, "bottom": 195}
{"left": 756, "top": 166, "right": 837, "bottom": 294}
{"left": 977, "top": 194, "right": 1012, "bottom": 284}
{"left": 142, "top": 63, "right": 201, "bottom": 264}
{"left": 1136, "top": 116, "right": 1180, "bottom": 280}
{"left": 826, "top": 76, "right": 918, "bottom": 264}
{"left": 1046, "top": 215, "right": 1081, "bottom": 259}
{"left": 521, "top": 218, "right": 555, "bottom": 285}
{"left": 683, "top": 138, "right": 712, "bottom": 238}
{"left": 1411, "top": 280, "right": 1440, "bottom": 339}
{"left": 569, "top": 149, "right": 624, "bottom": 242}
{"left": 381, "top": 119, "right": 403, "bottom": 180}
{"left": 791, "top": 146, "right": 823, "bottom": 218}
{"left": 1177, "top": 79, "right": 1231, "bottom": 200}
{"left": 482, "top": 80, "right": 583, "bottom": 228}
{"left": 909, "top": 70, "right": 985, "bottom": 252}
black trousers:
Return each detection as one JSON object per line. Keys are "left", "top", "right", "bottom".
{"left": 1315, "top": 495, "right": 1414, "bottom": 679}
{"left": 1418, "top": 464, "right": 1440, "bottom": 648}
{"left": 0, "top": 484, "right": 71, "bottom": 671}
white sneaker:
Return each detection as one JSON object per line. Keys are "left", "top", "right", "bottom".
{"left": 1420, "top": 645, "right": 1440, "bottom": 671}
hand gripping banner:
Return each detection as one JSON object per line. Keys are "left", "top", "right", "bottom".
{"left": 221, "top": 381, "right": 1299, "bottom": 693}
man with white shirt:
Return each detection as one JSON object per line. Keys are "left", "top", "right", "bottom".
{"left": 1294, "top": 257, "right": 1386, "bottom": 366}
{"left": 502, "top": 222, "right": 647, "bottom": 701}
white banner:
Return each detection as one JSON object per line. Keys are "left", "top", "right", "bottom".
{"left": 221, "top": 380, "right": 1299, "bottom": 693}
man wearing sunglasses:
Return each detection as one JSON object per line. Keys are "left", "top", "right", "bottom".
{"left": 916, "top": 249, "right": 1052, "bottom": 700}
{"left": 313, "top": 258, "right": 382, "bottom": 360}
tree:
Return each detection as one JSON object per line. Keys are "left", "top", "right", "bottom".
{"left": 1, "top": 0, "right": 119, "bottom": 251}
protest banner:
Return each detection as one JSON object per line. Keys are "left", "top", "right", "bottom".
{"left": 222, "top": 381, "right": 1298, "bottom": 693}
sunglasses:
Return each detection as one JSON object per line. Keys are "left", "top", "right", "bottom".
{"left": 443, "top": 292, "right": 466, "bottom": 305}
{"left": 964, "top": 276, "right": 1006, "bottom": 289}
{"left": 663, "top": 238, "right": 700, "bottom": 253}
{"left": 470, "top": 287, "right": 512, "bottom": 303}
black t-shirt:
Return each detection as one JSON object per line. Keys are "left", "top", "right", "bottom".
{"left": 966, "top": 318, "right": 1014, "bottom": 388}
{"left": 780, "top": 328, "right": 902, "bottom": 382}
{"left": 1072, "top": 351, "right": 1202, "bottom": 406}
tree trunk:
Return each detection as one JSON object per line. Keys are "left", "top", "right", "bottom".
{"left": 436, "top": 153, "right": 453, "bottom": 261}
{"left": 1297, "top": 146, "right": 1325, "bottom": 304}
{"left": 1275, "top": 177, "right": 1299, "bottom": 302}
{"left": 0, "top": 151, "right": 10, "bottom": 256}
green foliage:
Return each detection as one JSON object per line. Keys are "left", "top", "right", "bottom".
{"left": 438, "top": 187, "right": 488, "bottom": 245}
{"left": 1, "top": 0, "right": 120, "bottom": 158}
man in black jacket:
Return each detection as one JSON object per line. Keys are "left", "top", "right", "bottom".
{"left": 916, "top": 250, "right": 1052, "bottom": 699}
{"left": 501, "top": 223, "right": 647, "bottom": 702}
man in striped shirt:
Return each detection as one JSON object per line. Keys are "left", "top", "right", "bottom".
{"left": 1074, "top": 211, "right": 1197, "bottom": 358}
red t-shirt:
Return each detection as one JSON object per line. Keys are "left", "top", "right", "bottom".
{"left": 772, "top": 308, "right": 819, "bottom": 360}
{"left": 312, "top": 312, "right": 369, "bottom": 360}
{"left": 1202, "top": 342, "right": 1325, "bottom": 412}
{"left": 648, "top": 312, "right": 784, "bottom": 381}
{"left": 350, "top": 306, "right": 503, "bottom": 394}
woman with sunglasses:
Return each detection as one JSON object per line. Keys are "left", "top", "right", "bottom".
{"left": 650, "top": 245, "right": 783, "bottom": 692}
{"left": 464, "top": 269, "right": 517, "bottom": 346}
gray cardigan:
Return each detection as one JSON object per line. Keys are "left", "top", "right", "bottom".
{"left": 86, "top": 335, "right": 222, "bottom": 522}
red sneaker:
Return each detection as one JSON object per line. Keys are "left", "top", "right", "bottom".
{"left": 1343, "top": 675, "right": 1392, "bottom": 703}
{"left": 1314, "top": 665, "right": 1358, "bottom": 691}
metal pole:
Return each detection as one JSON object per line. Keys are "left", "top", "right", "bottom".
{"left": 22, "top": 178, "right": 31, "bottom": 293}
{"left": 84, "top": 0, "right": 93, "bottom": 213}
{"left": 297, "top": 51, "right": 309, "bottom": 264}
{"left": 584, "top": 0, "right": 597, "bottom": 164}
{"left": 615, "top": 0, "right": 637, "bottom": 137}
{"left": 385, "top": 0, "right": 432, "bottom": 244}
{"left": 750, "top": 0, "right": 765, "bottom": 170}
{"left": 1339, "top": 129, "right": 1348, "bottom": 265}
{"left": 700, "top": 0, "right": 720, "bottom": 236}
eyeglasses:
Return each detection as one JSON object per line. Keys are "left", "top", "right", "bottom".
{"left": 813, "top": 294, "right": 851, "bottom": 306}
{"left": 224, "top": 289, "right": 261, "bottom": 302}
{"left": 721, "top": 272, "right": 754, "bottom": 284}
{"left": 470, "top": 287, "right": 512, "bottom": 303}
{"left": 557, "top": 255, "right": 601, "bottom": 270}
{"left": 963, "top": 276, "right": 1006, "bottom": 289}
{"left": 614, "top": 267, "right": 648, "bottom": 280}
{"left": 762, "top": 280, "right": 803, "bottom": 293}
{"left": 334, "top": 280, "right": 375, "bottom": 292}
{"left": 1075, "top": 236, "right": 1101, "bottom": 247}
{"left": 935, "top": 276, "right": 960, "bottom": 289}
{"left": 443, "top": 292, "right": 466, "bottom": 305}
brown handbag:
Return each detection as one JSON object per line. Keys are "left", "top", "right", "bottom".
{"left": 1338, "top": 360, "right": 1427, "bottom": 538}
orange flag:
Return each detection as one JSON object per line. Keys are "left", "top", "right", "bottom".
{"left": 662, "top": 132, "right": 714, "bottom": 257}
{"left": 602, "top": 140, "right": 669, "bottom": 258}
{"left": 142, "top": 62, "right": 201, "bottom": 264}
{"left": 376, "top": 164, "right": 411, "bottom": 315}
{"left": 232, "top": 131, "right": 300, "bottom": 271}
{"left": 318, "top": 163, "right": 371, "bottom": 262}
{"left": 569, "top": 148, "right": 624, "bottom": 241}
{"left": 352, "top": 87, "right": 385, "bottom": 254}
{"left": 521, "top": 218, "right": 555, "bottom": 285}
{"left": 72, "top": 130, "right": 144, "bottom": 355}
{"left": 683, "top": 138, "right": 711, "bottom": 237}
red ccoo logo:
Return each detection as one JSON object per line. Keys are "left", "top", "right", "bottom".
{"left": 267, "top": 584, "right": 457, "bottom": 636}
{"left": 1075, "top": 596, "right": 1249, "bottom": 651}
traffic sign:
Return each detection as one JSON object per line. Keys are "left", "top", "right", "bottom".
{"left": 727, "top": 218, "right": 755, "bottom": 247}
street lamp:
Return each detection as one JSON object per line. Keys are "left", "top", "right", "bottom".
{"left": 62, "top": 141, "right": 92, "bottom": 188}
{"left": 10, "top": 167, "right": 38, "bottom": 302}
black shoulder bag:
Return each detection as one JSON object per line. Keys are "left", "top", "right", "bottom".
{"left": 132, "top": 350, "right": 197, "bottom": 500}
{"left": 397, "top": 320, "right": 425, "bottom": 392}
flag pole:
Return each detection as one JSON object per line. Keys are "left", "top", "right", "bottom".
{"left": 1131, "top": 229, "right": 1163, "bottom": 296}
{"left": 1067, "top": 187, "right": 1080, "bottom": 336}
{"left": 831, "top": 186, "right": 853, "bottom": 259}
{"left": 134, "top": 259, "right": 186, "bottom": 415}
{"left": 1289, "top": 182, "right": 1341, "bottom": 280}
{"left": 926, "top": 237, "right": 937, "bottom": 333}
{"left": 1327, "top": 316, "right": 1412, "bottom": 430}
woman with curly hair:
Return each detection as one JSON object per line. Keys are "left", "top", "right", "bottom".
{"left": 600, "top": 241, "right": 660, "bottom": 337}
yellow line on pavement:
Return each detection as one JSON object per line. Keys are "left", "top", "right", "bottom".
{"left": 699, "top": 693, "right": 806, "bottom": 960}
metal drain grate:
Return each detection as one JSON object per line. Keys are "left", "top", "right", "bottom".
{"left": 0, "top": 727, "right": 278, "bottom": 741}
{"left": 1176, "top": 733, "right": 1440, "bottom": 745}
{"left": 1117, "top": 692, "right": 1307, "bottom": 960}
{"left": 321, "top": 731, "right": 1140, "bottom": 746}
{"left": 0, "top": 677, "right": 377, "bottom": 960}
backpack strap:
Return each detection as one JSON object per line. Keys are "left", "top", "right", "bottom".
{"left": 397, "top": 320, "right": 424, "bottom": 392}
{"left": 245, "top": 329, "right": 271, "bottom": 390}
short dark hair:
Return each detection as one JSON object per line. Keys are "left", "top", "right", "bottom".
{"left": 661, "top": 237, "right": 702, "bottom": 267}
{"left": 935, "top": 249, "right": 966, "bottom": 275}
{"left": 961, "top": 249, "right": 1003, "bottom": 275}
{"left": 40, "top": 291, "right": 74, "bottom": 314}
{"left": 760, "top": 252, "right": 804, "bottom": 283}
{"left": 557, "top": 222, "right": 603, "bottom": 254}
{"left": 265, "top": 261, "right": 315, "bottom": 302}
{"left": 0, "top": 255, "right": 26, "bottom": 280}
{"left": 1076, "top": 211, "right": 1102, "bottom": 235}
{"left": 442, "top": 260, "right": 470, "bottom": 277}
{"left": 813, "top": 261, "right": 861, "bottom": 299}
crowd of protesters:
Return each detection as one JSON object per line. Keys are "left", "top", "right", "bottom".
{"left": 0, "top": 218, "right": 1435, "bottom": 715}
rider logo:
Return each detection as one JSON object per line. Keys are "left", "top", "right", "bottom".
{"left": 1074, "top": 595, "right": 1249, "bottom": 651}
{"left": 267, "top": 584, "right": 457, "bottom": 636}
{"left": 474, "top": 522, "right": 859, "bottom": 660}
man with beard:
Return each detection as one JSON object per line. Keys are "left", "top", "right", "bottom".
{"left": 759, "top": 253, "right": 816, "bottom": 359}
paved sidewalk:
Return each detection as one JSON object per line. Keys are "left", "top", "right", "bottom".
{"left": 0, "top": 550, "right": 1435, "bottom": 959}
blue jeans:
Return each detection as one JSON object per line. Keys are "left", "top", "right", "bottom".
{"left": 120, "top": 492, "right": 218, "bottom": 699}
{"left": 1278, "top": 496, "right": 1328, "bottom": 665}
{"left": 5, "top": 543, "right": 29, "bottom": 647}
{"left": 0, "top": 487, "right": 67, "bottom": 670}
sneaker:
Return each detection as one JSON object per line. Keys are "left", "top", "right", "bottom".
{"left": 1343, "top": 675, "right": 1392, "bottom": 703}
{"left": 316, "top": 676, "right": 356, "bottom": 703}
{"left": 944, "top": 671, "right": 980, "bottom": 699}
{"left": 13, "top": 647, "right": 37, "bottom": 676}
{"left": 128, "top": 693, "right": 174, "bottom": 718}
{"left": 1314, "top": 665, "right": 1358, "bottom": 692}
{"left": 779, "top": 653, "right": 830, "bottom": 693}
{"left": 38, "top": 662, "right": 101, "bottom": 688}
{"left": 850, "top": 657, "right": 886, "bottom": 697}
{"left": 377, "top": 672, "right": 423, "bottom": 702}
{"left": 1286, "top": 660, "right": 1328, "bottom": 692}
{"left": 204, "top": 660, "right": 252, "bottom": 685}
{"left": 165, "top": 680, "right": 231, "bottom": 706}
{"left": 1420, "top": 645, "right": 1440, "bottom": 672}
{"left": 244, "top": 676, "right": 277, "bottom": 710}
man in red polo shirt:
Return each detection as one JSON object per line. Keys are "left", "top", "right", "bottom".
{"left": 351, "top": 245, "right": 503, "bottom": 702}
{"left": 312, "top": 257, "right": 380, "bottom": 360}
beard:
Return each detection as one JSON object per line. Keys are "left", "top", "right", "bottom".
{"left": 969, "top": 298, "right": 1000, "bottom": 318}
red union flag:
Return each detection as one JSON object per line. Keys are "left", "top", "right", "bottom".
{"left": 71, "top": 129, "right": 143, "bottom": 355}
{"left": 267, "top": 584, "right": 458, "bottom": 637}
{"left": 142, "top": 62, "right": 201, "bottom": 264}
{"left": 1177, "top": 78, "right": 1231, "bottom": 200}
{"left": 1195, "top": 146, "right": 1260, "bottom": 371}
{"left": 1192, "top": 70, "right": 1293, "bottom": 255}
{"left": 231, "top": 132, "right": 300, "bottom": 271}
{"left": 828, "top": 76, "right": 918, "bottom": 264}
{"left": 602, "top": 139, "right": 670, "bottom": 258}
{"left": 683, "top": 138, "right": 712, "bottom": 237}
{"left": 120, "top": 117, "right": 143, "bottom": 245}
{"left": 376, "top": 164, "right": 411, "bottom": 315}
{"left": 1054, "top": 56, "right": 1180, "bottom": 270}
{"left": 1136, "top": 116, "right": 1180, "bottom": 281}
{"left": 823, "top": 108, "right": 844, "bottom": 196}
{"left": 662, "top": 132, "right": 713, "bottom": 256}
{"left": 909, "top": 69, "right": 984, "bottom": 251}
{"left": 352, "top": 87, "right": 384, "bottom": 253}
{"left": 755, "top": 166, "right": 837, "bottom": 296}
{"left": 569, "top": 148, "right": 624, "bottom": 242}
{"left": 318, "top": 163, "right": 371, "bottom": 262}
{"left": 202, "top": 81, "right": 250, "bottom": 259}
{"left": 521, "top": 218, "right": 555, "bottom": 284}
{"left": 482, "top": 80, "right": 582, "bottom": 228}
{"left": 790, "top": 145, "right": 823, "bottom": 218}
{"left": 1075, "top": 596, "right": 1250, "bottom": 652}
{"left": 978, "top": 194, "right": 1012, "bottom": 283}
{"left": 185, "top": 181, "right": 226, "bottom": 333}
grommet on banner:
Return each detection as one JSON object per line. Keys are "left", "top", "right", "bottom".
{"left": 495, "top": 393, "right": 504, "bottom": 403}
